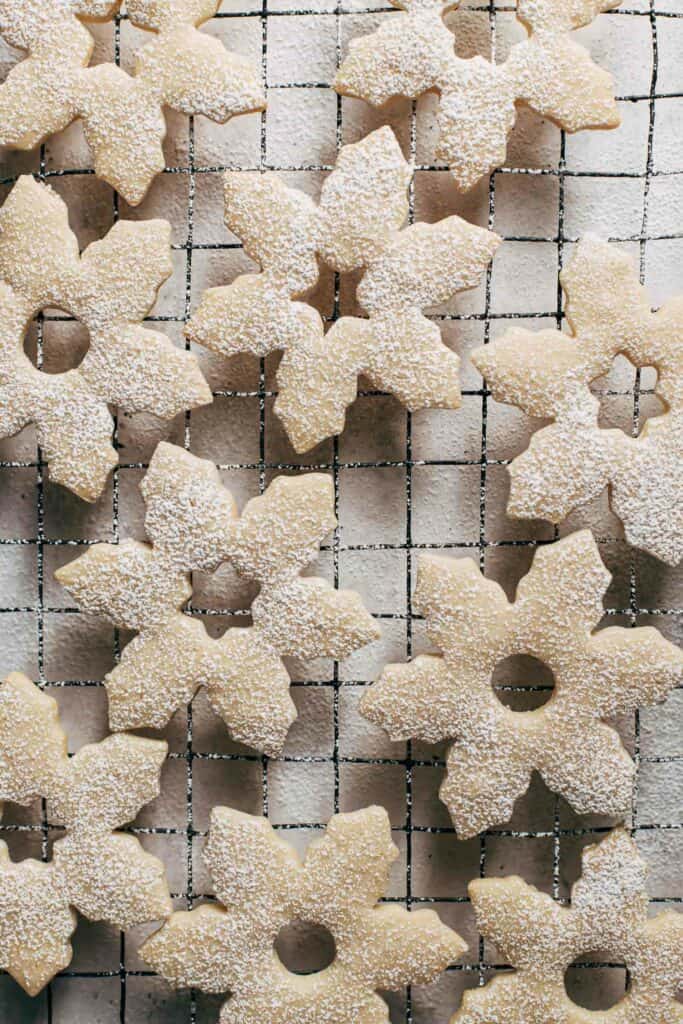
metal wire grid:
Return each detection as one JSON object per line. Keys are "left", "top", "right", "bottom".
{"left": 0, "top": 1, "right": 681, "bottom": 1021}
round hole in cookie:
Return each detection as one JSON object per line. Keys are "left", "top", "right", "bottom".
{"left": 592, "top": 356, "right": 664, "bottom": 436}
{"left": 564, "top": 953, "right": 628, "bottom": 1011}
{"left": 491, "top": 654, "right": 555, "bottom": 711}
{"left": 274, "top": 919, "right": 337, "bottom": 975}
{"left": 23, "top": 315, "right": 90, "bottom": 375}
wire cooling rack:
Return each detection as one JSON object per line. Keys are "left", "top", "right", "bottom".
{"left": 0, "top": 1, "right": 681, "bottom": 1021}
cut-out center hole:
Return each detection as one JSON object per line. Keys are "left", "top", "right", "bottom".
{"left": 24, "top": 316, "right": 90, "bottom": 375}
{"left": 275, "top": 920, "right": 336, "bottom": 975}
{"left": 491, "top": 654, "right": 555, "bottom": 711}
{"left": 564, "top": 953, "right": 627, "bottom": 1011}
{"left": 592, "top": 356, "right": 664, "bottom": 436}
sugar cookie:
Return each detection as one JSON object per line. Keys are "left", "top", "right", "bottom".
{"left": 335, "top": 0, "right": 620, "bottom": 191}
{"left": 473, "top": 235, "right": 683, "bottom": 565}
{"left": 0, "top": 176, "right": 211, "bottom": 501}
{"left": 362, "top": 530, "right": 682, "bottom": 838}
{"left": 0, "top": 672, "right": 171, "bottom": 995}
{"left": 141, "top": 804, "right": 466, "bottom": 1023}
{"left": 0, "top": 1, "right": 265, "bottom": 205}
{"left": 187, "top": 126, "right": 500, "bottom": 453}
{"left": 56, "top": 442, "right": 379, "bottom": 755}
{"left": 452, "top": 828, "right": 683, "bottom": 1023}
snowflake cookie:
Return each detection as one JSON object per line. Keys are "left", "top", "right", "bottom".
{"left": 0, "top": 672, "right": 171, "bottom": 995}
{"left": 55, "top": 441, "right": 379, "bottom": 756}
{"left": 473, "top": 235, "right": 683, "bottom": 565}
{"left": 335, "top": 1, "right": 620, "bottom": 191}
{"left": 362, "top": 530, "right": 683, "bottom": 838}
{"left": 141, "top": 804, "right": 466, "bottom": 1023}
{"left": 452, "top": 828, "right": 683, "bottom": 1023}
{"left": 187, "top": 126, "right": 500, "bottom": 453}
{"left": 0, "top": 1, "right": 265, "bottom": 205}
{"left": 0, "top": 175, "right": 211, "bottom": 501}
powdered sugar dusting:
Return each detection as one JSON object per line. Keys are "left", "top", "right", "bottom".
{"left": 335, "top": 0, "right": 620, "bottom": 190}
{"left": 0, "top": 175, "right": 211, "bottom": 501}
{"left": 454, "top": 828, "right": 683, "bottom": 1022}
{"left": 141, "top": 804, "right": 467, "bottom": 1022}
{"left": 0, "top": 671, "right": 171, "bottom": 996}
{"left": 55, "top": 441, "right": 379, "bottom": 756}
{"left": 187, "top": 126, "right": 500, "bottom": 453}
{"left": 472, "top": 235, "right": 683, "bottom": 565}
{"left": 362, "top": 530, "right": 683, "bottom": 837}
{"left": 0, "top": 0, "right": 265, "bottom": 204}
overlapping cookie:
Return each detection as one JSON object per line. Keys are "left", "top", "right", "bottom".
{"left": 187, "top": 126, "right": 500, "bottom": 452}
{"left": 473, "top": 235, "right": 683, "bottom": 564}
{"left": 0, "top": 672, "right": 171, "bottom": 994}
{"left": 362, "top": 531, "right": 682, "bottom": 837}
{"left": 453, "top": 828, "right": 683, "bottom": 1023}
{"left": 0, "top": 1, "right": 265, "bottom": 204}
{"left": 336, "top": 0, "right": 620, "bottom": 190}
{"left": 0, "top": 176, "right": 211, "bottom": 501}
{"left": 142, "top": 804, "right": 465, "bottom": 1023}
{"left": 56, "top": 442, "right": 379, "bottom": 755}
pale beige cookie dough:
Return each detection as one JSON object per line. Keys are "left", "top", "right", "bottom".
{"left": 0, "top": 0, "right": 265, "bottom": 205}
{"left": 141, "top": 804, "right": 466, "bottom": 1023}
{"left": 335, "top": 0, "right": 620, "bottom": 191}
{"left": 452, "top": 828, "right": 683, "bottom": 1023}
{"left": 473, "top": 235, "right": 683, "bottom": 565}
{"left": 0, "top": 175, "right": 211, "bottom": 501}
{"left": 362, "top": 530, "right": 683, "bottom": 838}
{"left": 187, "top": 126, "right": 500, "bottom": 453}
{"left": 0, "top": 672, "right": 171, "bottom": 995}
{"left": 56, "top": 441, "right": 379, "bottom": 755}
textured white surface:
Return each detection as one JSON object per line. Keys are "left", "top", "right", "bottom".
{"left": 0, "top": 1, "right": 681, "bottom": 1021}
